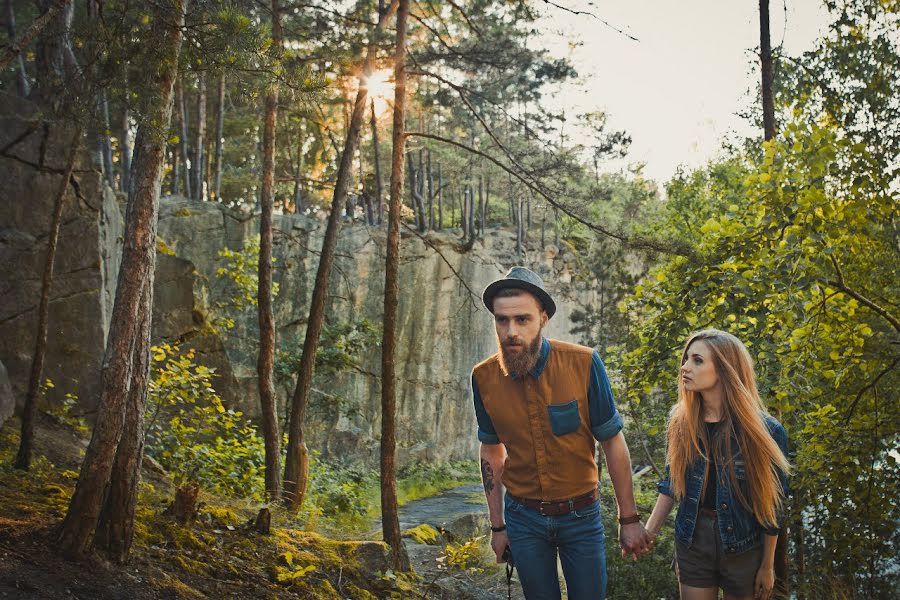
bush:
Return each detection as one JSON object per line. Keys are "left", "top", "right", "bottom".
{"left": 145, "top": 343, "right": 266, "bottom": 500}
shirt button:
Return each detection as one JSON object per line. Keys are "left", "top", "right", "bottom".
{"left": 721, "top": 503, "right": 728, "bottom": 509}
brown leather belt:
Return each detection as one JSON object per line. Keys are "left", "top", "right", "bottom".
{"left": 507, "top": 489, "right": 599, "bottom": 516}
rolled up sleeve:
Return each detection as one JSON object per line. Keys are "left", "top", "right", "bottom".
{"left": 472, "top": 374, "right": 500, "bottom": 444}
{"left": 657, "top": 463, "right": 674, "bottom": 498}
{"left": 588, "top": 352, "right": 624, "bottom": 442}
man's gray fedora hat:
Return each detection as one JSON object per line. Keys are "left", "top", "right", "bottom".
{"left": 482, "top": 266, "right": 557, "bottom": 319}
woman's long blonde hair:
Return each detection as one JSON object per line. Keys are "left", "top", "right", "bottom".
{"left": 666, "top": 329, "right": 790, "bottom": 527}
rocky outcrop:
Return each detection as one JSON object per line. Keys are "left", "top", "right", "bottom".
{"left": 0, "top": 92, "right": 596, "bottom": 468}
{"left": 153, "top": 197, "right": 594, "bottom": 466}
{"left": 0, "top": 92, "right": 124, "bottom": 414}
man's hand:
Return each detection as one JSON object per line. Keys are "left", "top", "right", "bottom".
{"left": 490, "top": 529, "right": 510, "bottom": 563}
{"left": 619, "top": 521, "right": 650, "bottom": 561}
{"left": 754, "top": 564, "right": 774, "bottom": 599}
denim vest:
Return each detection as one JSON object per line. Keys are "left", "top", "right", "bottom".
{"left": 657, "top": 414, "right": 789, "bottom": 554}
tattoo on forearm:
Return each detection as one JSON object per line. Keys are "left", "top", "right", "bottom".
{"left": 481, "top": 459, "right": 495, "bottom": 495}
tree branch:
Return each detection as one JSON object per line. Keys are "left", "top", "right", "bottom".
{"left": 538, "top": 0, "right": 639, "bottom": 42}
{"left": 843, "top": 357, "right": 898, "bottom": 424}
{"left": 827, "top": 254, "right": 899, "bottom": 333}
{"left": 0, "top": 0, "right": 74, "bottom": 71}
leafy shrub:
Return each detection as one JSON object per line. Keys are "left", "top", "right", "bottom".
{"left": 438, "top": 536, "right": 487, "bottom": 572}
{"left": 215, "top": 235, "right": 279, "bottom": 312}
{"left": 145, "top": 343, "right": 266, "bottom": 500}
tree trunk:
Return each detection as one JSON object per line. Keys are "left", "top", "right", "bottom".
{"left": 176, "top": 77, "right": 191, "bottom": 199}
{"left": 171, "top": 143, "right": 180, "bottom": 195}
{"left": 14, "top": 128, "right": 80, "bottom": 470}
{"left": 94, "top": 277, "right": 151, "bottom": 561}
{"left": 257, "top": 0, "right": 282, "bottom": 501}
{"left": 213, "top": 71, "right": 225, "bottom": 201}
{"left": 426, "top": 150, "right": 433, "bottom": 230}
{"left": 759, "top": 0, "right": 775, "bottom": 141}
{"left": 370, "top": 98, "right": 383, "bottom": 224}
{"left": 4, "top": 0, "right": 30, "bottom": 96}
{"left": 282, "top": 0, "right": 400, "bottom": 512}
{"left": 99, "top": 92, "right": 114, "bottom": 187}
{"left": 478, "top": 174, "right": 484, "bottom": 237}
{"left": 460, "top": 186, "right": 467, "bottom": 237}
{"left": 120, "top": 100, "right": 131, "bottom": 194}
{"left": 381, "top": 0, "right": 408, "bottom": 571}
{"left": 436, "top": 162, "right": 442, "bottom": 230}
{"left": 516, "top": 199, "right": 523, "bottom": 257}
{"left": 193, "top": 72, "right": 206, "bottom": 200}
{"left": 0, "top": 0, "right": 72, "bottom": 73}
{"left": 292, "top": 132, "right": 304, "bottom": 213}
{"left": 57, "top": 0, "right": 184, "bottom": 560}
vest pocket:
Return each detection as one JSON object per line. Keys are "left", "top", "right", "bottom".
{"left": 547, "top": 400, "right": 581, "bottom": 436}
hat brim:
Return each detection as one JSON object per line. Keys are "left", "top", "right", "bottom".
{"left": 483, "top": 280, "right": 556, "bottom": 319}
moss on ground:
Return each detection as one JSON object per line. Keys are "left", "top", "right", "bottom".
{"left": 402, "top": 524, "right": 440, "bottom": 545}
{"left": 0, "top": 420, "right": 425, "bottom": 599}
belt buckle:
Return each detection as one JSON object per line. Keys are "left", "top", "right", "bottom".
{"left": 539, "top": 501, "right": 553, "bottom": 516}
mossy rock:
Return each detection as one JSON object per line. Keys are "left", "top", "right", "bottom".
{"left": 402, "top": 523, "right": 440, "bottom": 545}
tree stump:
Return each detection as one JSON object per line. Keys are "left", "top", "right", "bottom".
{"left": 255, "top": 508, "right": 271, "bottom": 535}
{"left": 166, "top": 483, "right": 199, "bottom": 524}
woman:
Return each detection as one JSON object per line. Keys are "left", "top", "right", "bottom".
{"left": 645, "top": 329, "right": 790, "bottom": 600}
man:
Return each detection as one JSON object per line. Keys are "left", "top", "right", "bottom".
{"left": 472, "top": 266, "right": 650, "bottom": 599}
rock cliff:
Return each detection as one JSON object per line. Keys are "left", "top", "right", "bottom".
{"left": 1, "top": 92, "right": 596, "bottom": 467}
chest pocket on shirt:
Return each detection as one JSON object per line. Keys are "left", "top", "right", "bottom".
{"left": 548, "top": 400, "right": 581, "bottom": 436}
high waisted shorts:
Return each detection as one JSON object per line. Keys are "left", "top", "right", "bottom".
{"left": 675, "top": 509, "right": 763, "bottom": 596}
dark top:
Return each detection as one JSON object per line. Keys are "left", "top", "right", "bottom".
{"left": 701, "top": 421, "right": 721, "bottom": 509}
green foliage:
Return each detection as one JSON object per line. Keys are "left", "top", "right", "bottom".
{"left": 437, "top": 536, "right": 487, "bottom": 573}
{"left": 275, "top": 319, "right": 381, "bottom": 419}
{"left": 38, "top": 379, "right": 88, "bottom": 435}
{"left": 302, "top": 457, "right": 480, "bottom": 535}
{"left": 145, "top": 343, "right": 266, "bottom": 501}
{"left": 216, "top": 235, "right": 279, "bottom": 314}
{"left": 275, "top": 551, "right": 317, "bottom": 585}
{"left": 613, "top": 115, "right": 898, "bottom": 596}
{"left": 600, "top": 476, "right": 678, "bottom": 598}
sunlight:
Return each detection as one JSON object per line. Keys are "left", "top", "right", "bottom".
{"left": 363, "top": 68, "right": 394, "bottom": 116}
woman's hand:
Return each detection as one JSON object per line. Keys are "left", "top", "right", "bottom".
{"left": 754, "top": 564, "right": 774, "bottom": 598}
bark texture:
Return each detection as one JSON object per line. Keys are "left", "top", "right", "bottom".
{"left": 258, "top": 0, "right": 282, "bottom": 501}
{"left": 759, "top": 0, "right": 776, "bottom": 141}
{"left": 56, "top": 0, "right": 184, "bottom": 560}
{"left": 381, "top": 0, "right": 408, "bottom": 572}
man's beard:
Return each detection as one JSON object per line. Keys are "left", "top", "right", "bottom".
{"left": 497, "top": 330, "right": 543, "bottom": 377}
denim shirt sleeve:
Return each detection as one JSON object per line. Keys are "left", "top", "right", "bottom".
{"left": 657, "top": 463, "right": 674, "bottom": 498}
{"left": 764, "top": 416, "right": 790, "bottom": 535}
{"left": 472, "top": 374, "right": 500, "bottom": 444}
{"left": 588, "top": 351, "right": 624, "bottom": 442}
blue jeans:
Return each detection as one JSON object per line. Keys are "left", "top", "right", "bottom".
{"left": 505, "top": 495, "right": 607, "bottom": 600}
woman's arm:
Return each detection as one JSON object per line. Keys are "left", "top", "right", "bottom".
{"left": 644, "top": 493, "right": 676, "bottom": 550}
{"left": 754, "top": 533, "right": 778, "bottom": 597}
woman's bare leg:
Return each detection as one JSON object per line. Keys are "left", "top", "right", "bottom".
{"left": 723, "top": 593, "right": 754, "bottom": 600}
{"left": 680, "top": 584, "right": 719, "bottom": 600}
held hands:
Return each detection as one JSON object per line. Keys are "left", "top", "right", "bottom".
{"left": 618, "top": 521, "right": 654, "bottom": 561}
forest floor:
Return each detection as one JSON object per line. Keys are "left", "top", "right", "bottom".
{"left": 0, "top": 416, "right": 527, "bottom": 599}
